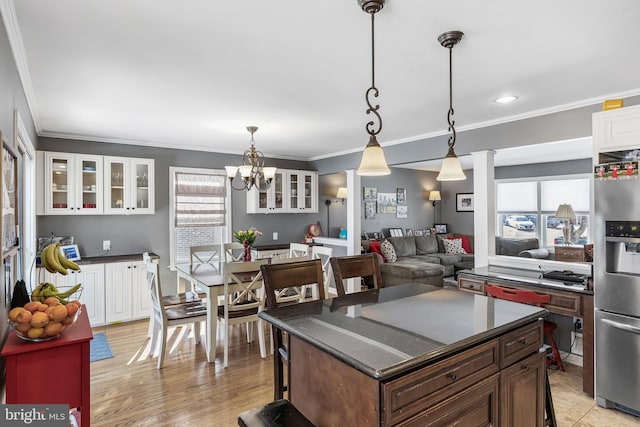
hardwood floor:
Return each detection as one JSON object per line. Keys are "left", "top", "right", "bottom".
{"left": 91, "top": 320, "right": 640, "bottom": 426}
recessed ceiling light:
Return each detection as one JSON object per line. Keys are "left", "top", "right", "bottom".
{"left": 495, "top": 95, "right": 518, "bottom": 104}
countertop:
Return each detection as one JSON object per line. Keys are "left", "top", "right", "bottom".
{"left": 459, "top": 265, "right": 593, "bottom": 295}
{"left": 38, "top": 252, "right": 159, "bottom": 266}
{"left": 259, "top": 284, "right": 546, "bottom": 380}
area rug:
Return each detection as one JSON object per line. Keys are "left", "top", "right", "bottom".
{"left": 90, "top": 332, "right": 114, "bottom": 362}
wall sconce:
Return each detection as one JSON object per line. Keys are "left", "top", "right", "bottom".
{"left": 325, "top": 187, "right": 348, "bottom": 206}
{"left": 428, "top": 190, "right": 442, "bottom": 206}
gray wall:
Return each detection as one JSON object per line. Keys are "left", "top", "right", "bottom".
{"left": 37, "top": 137, "right": 323, "bottom": 286}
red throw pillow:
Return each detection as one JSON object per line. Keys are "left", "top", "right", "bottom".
{"left": 369, "top": 240, "right": 385, "bottom": 262}
{"left": 448, "top": 236, "right": 473, "bottom": 254}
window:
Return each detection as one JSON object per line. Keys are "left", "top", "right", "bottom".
{"left": 169, "top": 167, "right": 231, "bottom": 265}
{"left": 496, "top": 174, "right": 591, "bottom": 247}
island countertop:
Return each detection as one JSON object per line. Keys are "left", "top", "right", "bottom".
{"left": 259, "top": 284, "right": 547, "bottom": 380}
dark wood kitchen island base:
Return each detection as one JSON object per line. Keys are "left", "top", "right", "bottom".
{"left": 260, "top": 285, "right": 549, "bottom": 427}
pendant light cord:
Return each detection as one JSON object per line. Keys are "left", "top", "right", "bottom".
{"left": 365, "top": 11, "right": 382, "bottom": 137}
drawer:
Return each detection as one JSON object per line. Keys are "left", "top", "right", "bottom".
{"left": 458, "top": 277, "right": 485, "bottom": 294}
{"left": 554, "top": 246, "right": 586, "bottom": 262}
{"left": 383, "top": 340, "right": 499, "bottom": 426}
{"left": 500, "top": 321, "right": 543, "bottom": 369}
{"left": 541, "top": 288, "right": 582, "bottom": 317}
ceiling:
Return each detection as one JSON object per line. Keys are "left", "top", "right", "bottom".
{"left": 4, "top": 0, "right": 640, "bottom": 162}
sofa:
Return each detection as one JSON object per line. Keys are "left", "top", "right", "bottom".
{"left": 363, "top": 233, "right": 474, "bottom": 287}
{"left": 495, "top": 237, "right": 551, "bottom": 259}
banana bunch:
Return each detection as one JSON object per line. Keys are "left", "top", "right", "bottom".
{"left": 40, "top": 242, "right": 80, "bottom": 275}
{"left": 31, "top": 282, "right": 82, "bottom": 304}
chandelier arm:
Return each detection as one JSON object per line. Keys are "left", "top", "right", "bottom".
{"left": 229, "top": 177, "right": 250, "bottom": 191}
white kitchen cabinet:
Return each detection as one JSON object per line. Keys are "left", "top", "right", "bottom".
{"left": 41, "top": 264, "right": 105, "bottom": 327}
{"left": 43, "top": 152, "right": 103, "bottom": 215}
{"left": 105, "top": 260, "right": 150, "bottom": 324}
{"left": 246, "top": 170, "right": 286, "bottom": 213}
{"left": 104, "top": 156, "right": 155, "bottom": 215}
{"left": 131, "top": 260, "right": 151, "bottom": 319}
{"left": 246, "top": 169, "right": 318, "bottom": 213}
{"left": 593, "top": 104, "right": 640, "bottom": 154}
{"left": 287, "top": 170, "right": 318, "bottom": 212}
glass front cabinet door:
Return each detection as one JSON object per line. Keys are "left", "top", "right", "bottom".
{"left": 104, "top": 157, "right": 155, "bottom": 215}
{"left": 246, "top": 170, "right": 285, "bottom": 213}
{"left": 44, "top": 152, "right": 103, "bottom": 215}
{"left": 288, "top": 170, "right": 318, "bottom": 212}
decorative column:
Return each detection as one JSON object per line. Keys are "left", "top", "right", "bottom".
{"left": 471, "top": 150, "right": 496, "bottom": 268}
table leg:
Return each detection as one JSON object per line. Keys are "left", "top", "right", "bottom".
{"left": 205, "top": 287, "right": 218, "bottom": 363}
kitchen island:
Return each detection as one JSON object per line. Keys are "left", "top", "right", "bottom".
{"left": 259, "top": 284, "right": 548, "bottom": 426}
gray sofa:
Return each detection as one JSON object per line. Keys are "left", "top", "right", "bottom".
{"left": 364, "top": 234, "right": 474, "bottom": 287}
{"left": 495, "top": 237, "right": 551, "bottom": 259}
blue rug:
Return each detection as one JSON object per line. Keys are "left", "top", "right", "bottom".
{"left": 90, "top": 332, "right": 114, "bottom": 362}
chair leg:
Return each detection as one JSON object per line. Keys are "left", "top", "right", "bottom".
{"left": 223, "top": 323, "right": 229, "bottom": 369}
{"left": 194, "top": 320, "right": 201, "bottom": 345}
{"left": 157, "top": 328, "right": 166, "bottom": 370}
{"left": 258, "top": 319, "right": 266, "bottom": 359}
{"left": 149, "top": 319, "right": 159, "bottom": 358}
{"left": 247, "top": 322, "right": 254, "bottom": 343}
{"left": 546, "top": 331, "right": 565, "bottom": 372}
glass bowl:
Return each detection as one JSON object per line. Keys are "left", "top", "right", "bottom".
{"left": 8, "top": 304, "right": 82, "bottom": 342}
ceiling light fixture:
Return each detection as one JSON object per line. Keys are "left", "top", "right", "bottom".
{"left": 224, "top": 126, "right": 277, "bottom": 191}
{"left": 356, "top": 0, "right": 391, "bottom": 176}
{"left": 495, "top": 95, "right": 518, "bottom": 104}
{"left": 436, "top": 30, "right": 466, "bottom": 182}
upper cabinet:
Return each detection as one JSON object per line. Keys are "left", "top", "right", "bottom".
{"left": 44, "top": 152, "right": 103, "bottom": 215}
{"left": 104, "top": 157, "right": 155, "bottom": 215}
{"left": 593, "top": 104, "right": 640, "bottom": 154}
{"left": 37, "top": 151, "right": 154, "bottom": 216}
{"left": 246, "top": 169, "right": 318, "bottom": 214}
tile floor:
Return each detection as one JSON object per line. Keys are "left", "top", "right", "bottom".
{"left": 549, "top": 363, "right": 640, "bottom": 426}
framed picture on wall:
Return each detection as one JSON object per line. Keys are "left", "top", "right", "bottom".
{"left": 396, "top": 188, "right": 406, "bottom": 204}
{"left": 363, "top": 187, "right": 377, "bottom": 200}
{"left": 434, "top": 224, "right": 448, "bottom": 234}
{"left": 377, "top": 193, "right": 397, "bottom": 214}
{"left": 456, "top": 193, "right": 474, "bottom": 212}
{"left": 396, "top": 205, "right": 408, "bottom": 218}
{"left": 405, "top": 229, "right": 413, "bottom": 236}
{"left": 389, "top": 228, "right": 404, "bottom": 237}
{"left": 364, "top": 201, "right": 376, "bottom": 219}
{"left": 414, "top": 229, "right": 423, "bottom": 237}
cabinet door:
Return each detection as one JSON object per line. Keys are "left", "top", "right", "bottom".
{"left": 104, "top": 157, "right": 129, "bottom": 214}
{"left": 246, "top": 170, "right": 285, "bottom": 213}
{"left": 500, "top": 351, "right": 546, "bottom": 427}
{"left": 131, "top": 260, "right": 151, "bottom": 319}
{"left": 77, "top": 264, "right": 105, "bottom": 327}
{"left": 288, "top": 170, "right": 318, "bottom": 213}
{"left": 130, "top": 159, "right": 155, "bottom": 214}
{"left": 76, "top": 155, "right": 103, "bottom": 214}
{"left": 44, "top": 152, "right": 76, "bottom": 215}
{"left": 288, "top": 171, "right": 300, "bottom": 211}
{"left": 105, "top": 262, "right": 133, "bottom": 323}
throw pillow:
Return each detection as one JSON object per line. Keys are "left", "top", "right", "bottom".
{"left": 369, "top": 240, "right": 385, "bottom": 262}
{"left": 449, "top": 235, "right": 472, "bottom": 254}
{"left": 380, "top": 240, "right": 397, "bottom": 263}
{"left": 443, "top": 238, "right": 466, "bottom": 255}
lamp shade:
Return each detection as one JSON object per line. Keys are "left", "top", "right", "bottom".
{"left": 336, "top": 187, "right": 348, "bottom": 199}
{"left": 555, "top": 203, "right": 576, "bottom": 220}
{"left": 225, "top": 166, "right": 238, "bottom": 178}
{"left": 437, "top": 148, "right": 466, "bottom": 181}
{"left": 428, "top": 190, "right": 442, "bottom": 201}
{"left": 357, "top": 136, "right": 391, "bottom": 176}
{"left": 262, "top": 167, "right": 277, "bottom": 180}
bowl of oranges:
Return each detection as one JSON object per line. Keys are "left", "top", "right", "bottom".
{"left": 8, "top": 298, "right": 82, "bottom": 342}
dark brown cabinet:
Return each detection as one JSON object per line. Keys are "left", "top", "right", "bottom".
{"left": 500, "top": 351, "right": 546, "bottom": 427}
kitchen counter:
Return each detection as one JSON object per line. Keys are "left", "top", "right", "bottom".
{"left": 260, "top": 284, "right": 546, "bottom": 380}
{"left": 38, "top": 252, "right": 159, "bottom": 266}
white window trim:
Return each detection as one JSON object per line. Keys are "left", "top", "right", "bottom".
{"left": 168, "top": 166, "right": 231, "bottom": 267}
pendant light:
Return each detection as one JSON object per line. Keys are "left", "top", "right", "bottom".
{"left": 356, "top": 0, "right": 391, "bottom": 176}
{"left": 436, "top": 31, "right": 466, "bottom": 181}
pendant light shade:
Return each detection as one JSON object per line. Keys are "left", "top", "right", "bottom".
{"left": 357, "top": 136, "right": 391, "bottom": 176}
{"left": 356, "top": 0, "right": 391, "bottom": 176}
{"left": 436, "top": 30, "right": 466, "bottom": 182}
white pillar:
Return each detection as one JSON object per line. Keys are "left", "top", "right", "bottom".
{"left": 346, "top": 170, "right": 361, "bottom": 293}
{"left": 471, "top": 150, "right": 496, "bottom": 267}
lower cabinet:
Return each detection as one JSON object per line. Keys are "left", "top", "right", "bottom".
{"left": 500, "top": 351, "right": 546, "bottom": 427}
{"left": 41, "top": 257, "right": 152, "bottom": 327}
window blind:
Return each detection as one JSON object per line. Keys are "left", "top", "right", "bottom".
{"left": 175, "top": 172, "right": 226, "bottom": 226}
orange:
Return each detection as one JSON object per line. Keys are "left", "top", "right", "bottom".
{"left": 30, "top": 311, "right": 49, "bottom": 328}
{"left": 36, "top": 302, "right": 48, "bottom": 312}
{"left": 48, "top": 305, "right": 68, "bottom": 322}
{"left": 24, "top": 301, "right": 41, "bottom": 313}
{"left": 9, "top": 307, "right": 25, "bottom": 322}
{"left": 66, "top": 303, "right": 79, "bottom": 316}
{"left": 68, "top": 300, "right": 81, "bottom": 308}
{"left": 44, "top": 297, "right": 61, "bottom": 306}
{"left": 10, "top": 308, "right": 33, "bottom": 324}
{"left": 26, "top": 327, "right": 44, "bottom": 339}
{"left": 44, "top": 321, "right": 63, "bottom": 337}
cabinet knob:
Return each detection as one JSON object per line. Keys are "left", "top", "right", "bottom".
{"left": 447, "top": 372, "right": 457, "bottom": 381}
{"left": 519, "top": 338, "right": 528, "bottom": 345}
{"left": 521, "top": 364, "right": 530, "bottom": 372}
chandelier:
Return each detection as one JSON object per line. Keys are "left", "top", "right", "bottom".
{"left": 224, "top": 126, "right": 277, "bottom": 191}
{"left": 356, "top": 0, "right": 391, "bottom": 176}
{"left": 436, "top": 31, "right": 466, "bottom": 181}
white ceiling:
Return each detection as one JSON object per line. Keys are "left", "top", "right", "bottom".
{"left": 4, "top": 0, "right": 640, "bottom": 162}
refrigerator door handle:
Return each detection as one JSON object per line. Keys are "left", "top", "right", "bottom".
{"left": 602, "top": 318, "right": 640, "bottom": 334}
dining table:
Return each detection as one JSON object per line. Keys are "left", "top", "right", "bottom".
{"left": 174, "top": 262, "right": 260, "bottom": 363}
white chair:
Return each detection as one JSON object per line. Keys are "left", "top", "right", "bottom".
{"left": 311, "top": 246, "right": 334, "bottom": 297}
{"left": 190, "top": 244, "right": 220, "bottom": 272}
{"left": 220, "top": 259, "right": 269, "bottom": 368}
{"left": 223, "top": 242, "right": 244, "bottom": 262}
{"left": 289, "top": 243, "right": 309, "bottom": 258}
{"left": 146, "top": 257, "right": 207, "bottom": 369}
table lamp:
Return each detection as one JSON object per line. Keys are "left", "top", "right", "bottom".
{"left": 555, "top": 203, "right": 576, "bottom": 245}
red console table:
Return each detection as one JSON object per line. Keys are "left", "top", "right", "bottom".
{"left": 2, "top": 306, "right": 93, "bottom": 426}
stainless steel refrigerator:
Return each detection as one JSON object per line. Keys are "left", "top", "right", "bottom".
{"left": 594, "top": 173, "right": 640, "bottom": 415}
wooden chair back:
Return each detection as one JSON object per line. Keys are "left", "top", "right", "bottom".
{"left": 485, "top": 284, "right": 550, "bottom": 306}
{"left": 223, "top": 242, "right": 244, "bottom": 262}
{"left": 329, "top": 253, "right": 382, "bottom": 297}
{"left": 311, "top": 246, "right": 334, "bottom": 296}
{"left": 261, "top": 258, "right": 325, "bottom": 310}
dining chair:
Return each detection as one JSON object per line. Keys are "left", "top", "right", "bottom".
{"left": 329, "top": 253, "right": 382, "bottom": 297}
{"left": 220, "top": 259, "right": 269, "bottom": 368}
{"left": 260, "top": 258, "right": 325, "bottom": 400}
{"left": 188, "top": 244, "right": 221, "bottom": 298}
{"left": 485, "top": 284, "right": 564, "bottom": 371}
{"left": 311, "top": 246, "right": 335, "bottom": 297}
{"left": 289, "top": 243, "right": 309, "bottom": 257}
{"left": 223, "top": 242, "right": 244, "bottom": 262}
{"left": 145, "top": 258, "right": 207, "bottom": 369}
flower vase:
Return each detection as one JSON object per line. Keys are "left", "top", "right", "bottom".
{"left": 243, "top": 240, "right": 252, "bottom": 262}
